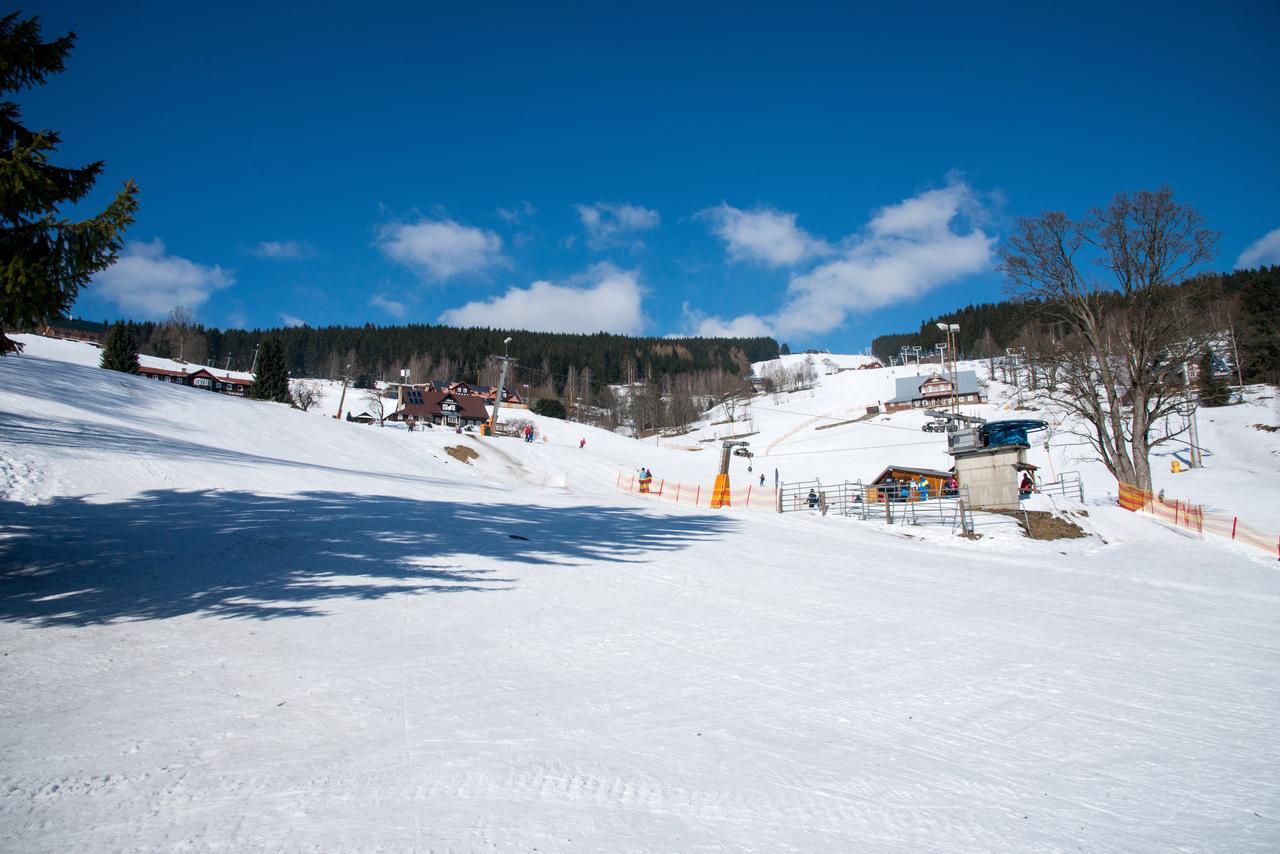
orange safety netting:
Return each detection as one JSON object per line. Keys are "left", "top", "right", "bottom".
{"left": 1117, "top": 482, "right": 1279, "bottom": 560}
{"left": 615, "top": 473, "right": 778, "bottom": 511}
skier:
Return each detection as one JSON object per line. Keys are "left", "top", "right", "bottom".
{"left": 759, "top": 473, "right": 766, "bottom": 487}
{"left": 917, "top": 475, "right": 930, "bottom": 501}
{"left": 806, "top": 488, "right": 819, "bottom": 508}
{"left": 638, "top": 467, "right": 653, "bottom": 494}
{"left": 579, "top": 437, "right": 586, "bottom": 449}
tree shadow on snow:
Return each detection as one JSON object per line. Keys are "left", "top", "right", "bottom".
{"left": 0, "top": 490, "right": 736, "bottom": 626}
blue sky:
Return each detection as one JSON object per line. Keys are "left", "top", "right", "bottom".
{"left": 24, "top": 1, "right": 1280, "bottom": 350}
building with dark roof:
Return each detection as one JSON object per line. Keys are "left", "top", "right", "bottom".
{"left": 884, "top": 370, "right": 984, "bottom": 412}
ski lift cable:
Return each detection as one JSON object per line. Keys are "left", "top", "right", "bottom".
{"left": 767, "top": 439, "right": 941, "bottom": 457}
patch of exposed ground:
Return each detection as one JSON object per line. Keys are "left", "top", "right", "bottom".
{"left": 445, "top": 445, "right": 479, "bottom": 464}
{"left": 989, "top": 509, "right": 1088, "bottom": 540}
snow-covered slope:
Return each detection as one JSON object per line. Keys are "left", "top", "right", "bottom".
{"left": 2, "top": 335, "right": 1278, "bottom": 852}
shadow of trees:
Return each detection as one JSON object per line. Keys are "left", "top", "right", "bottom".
{"left": 0, "top": 490, "right": 736, "bottom": 626}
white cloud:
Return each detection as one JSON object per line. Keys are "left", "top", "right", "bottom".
{"left": 439, "top": 263, "right": 646, "bottom": 335}
{"left": 683, "top": 180, "right": 995, "bottom": 340}
{"left": 281, "top": 313, "right": 306, "bottom": 328}
{"left": 377, "top": 218, "right": 506, "bottom": 281}
{"left": 1236, "top": 227, "right": 1280, "bottom": 269}
{"left": 94, "top": 239, "right": 234, "bottom": 319}
{"left": 251, "top": 240, "right": 312, "bottom": 259}
{"left": 679, "top": 303, "right": 775, "bottom": 338}
{"left": 575, "top": 202, "right": 660, "bottom": 248}
{"left": 699, "top": 204, "right": 831, "bottom": 267}
{"left": 370, "top": 294, "right": 407, "bottom": 319}
{"left": 496, "top": 201, "right": 537, "bottom": 223}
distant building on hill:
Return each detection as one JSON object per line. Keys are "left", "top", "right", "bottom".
{"left": 138, "top": 365, "right": 253, "bottom": 396}
{"left": 884, "top": 370, "right": 984, "bottom": 412}
{"left": 409, "top": 380, "right": 525, "bottom": 407}
{"left": 41, "top": 318, "right": 107, "bottom": 343}
{"left": 388, "top": 388, "right": 490, "bottom": 429}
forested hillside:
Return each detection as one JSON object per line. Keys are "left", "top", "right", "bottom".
{"left": 62, "top": 316, "right": 779, "bottom": 407}
{"left": 872, "top": 265, "right": 1279, "bottom": 384}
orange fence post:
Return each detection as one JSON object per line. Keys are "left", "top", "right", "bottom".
{"left": 1232, "top": 517, "right": 1238, "bottom": 539}
{"left": 695, "top": 485, "right": 700, "bottom": 506}
{"left": 616, "top": 472, "right": 621, "bottom": 489}
{"left": 657, "top": 479, "right": 664, "bottom": 496}
{"left": 746, "top": 484, "right": 753, "bottom": 506}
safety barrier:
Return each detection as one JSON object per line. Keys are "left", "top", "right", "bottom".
{"left": 1117, "top": 482, "right": 1279, "bottom": 560}
{"left": 779, "top": 478, "right": 974, "bottom": 534}
{"left": 615, "top": 472, "right": 778, "bottom": 511}
{"left": 1037, "top": 471, "right": 1084, "bottom": 501}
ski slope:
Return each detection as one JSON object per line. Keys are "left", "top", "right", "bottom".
{"left": 2, "top": 335, "right": 1278, "bottom": 852}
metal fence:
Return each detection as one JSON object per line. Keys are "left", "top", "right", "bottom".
{"left": 779, "top": 479, "right": 975, "bottom": 535}
{"left": 1036, "top": 471, "right": 1084, "bottom": 501}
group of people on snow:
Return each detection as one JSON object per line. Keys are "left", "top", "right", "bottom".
{"left": 637, "top": 467, "right": 654, "bottom": 494}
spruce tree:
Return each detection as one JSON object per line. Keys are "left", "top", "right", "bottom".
{"left": 100, "top": 321, "right": 140, "bottom": 373}
{"left": 0, "top": 14, "right": 138, "bottom": 354}
{"left": 252, "top": 337, "right": 290, "bottom": 403}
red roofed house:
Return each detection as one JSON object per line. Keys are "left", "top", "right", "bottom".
{"left": 388, "top": 388, "right": 490, "bottom": 428}
{"left": 138, "top": 365, "right": 253, "bottom": 396}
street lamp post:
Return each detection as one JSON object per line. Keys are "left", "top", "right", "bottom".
{"left": 936, "top": 322, "right": 960, "bottom": 412}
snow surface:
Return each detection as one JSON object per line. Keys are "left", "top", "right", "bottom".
{"left": 2, "top": 334, "right": 1279, "bottom": 851}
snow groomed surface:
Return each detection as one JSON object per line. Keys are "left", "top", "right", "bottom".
{"left": 1, "top": 336, "right": 1278, "bottom": 851}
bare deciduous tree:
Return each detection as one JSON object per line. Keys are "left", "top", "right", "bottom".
{"left": 290, "top": 380, "right": 321, "bottom": 411}
{"left": 364, "top": 390, "right": 387, "bottom": 426}
{"left": 999, "top": 187, "right": 1217, "bottom": 492}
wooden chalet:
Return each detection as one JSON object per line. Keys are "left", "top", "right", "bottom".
{"left": 867, "top": 465, "right": 955, "bottom": 502}
{"left": 418, "top": 380, "right": 525, "bottom": 407}
{"left": 138, "top": 365, "right": 253, "bottom": 396}
{"left": 389, "top": 388, "right": 490, "bottom": 428}
{"left": 884, "top": 370, "right": 984, "bottom": 412}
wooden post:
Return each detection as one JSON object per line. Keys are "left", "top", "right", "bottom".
{"left": 695, "top": 485, "right": 701, "bottom": 506}
{"left": 675, "top": 482, "right": 681, "bottom": 503}
{"left": 657, "top": 478, "right": 664, "bottom": 497}
{"left": 746, "top": 484, "right": 753, "bottom": 506}
{"left": 1232, "top": 517, "right": 1238, "bottom": 539}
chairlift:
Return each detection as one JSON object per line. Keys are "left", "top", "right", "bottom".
{"left": 922, "top": 417, "right": 960, "bottom": 433}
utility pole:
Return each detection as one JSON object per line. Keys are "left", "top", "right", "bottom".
{"left": 486, "top": 337, "right": 514, "bottom": 436}
{"left": 334, "top": 363, "right": 351, "bottom": 420}
{"left": 1181, "top": 361, "right": 1202, "bottom": 468}
{"left": 224, "top": 353, "right": 232, "bottom": 370}
{"left": 1228, "top": 317, "right": 1245, "bottom": 390}
{"left": 251, "top": 343, "right": 261, "bottom": 374}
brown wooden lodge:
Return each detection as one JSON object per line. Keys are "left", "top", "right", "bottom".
{"left": 139, "top": 365, "right": 253, "bottom": 396}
